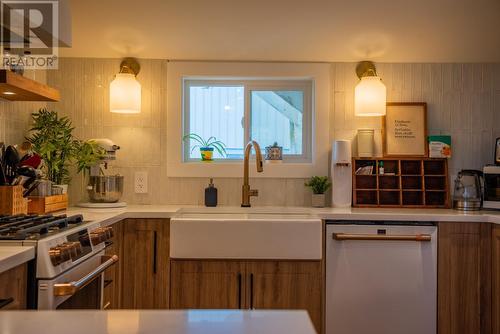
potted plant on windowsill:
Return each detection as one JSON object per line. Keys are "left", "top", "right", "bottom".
{"left": 305, "top": 176, "right": 332, "bottom": 208}
{"left": 183, "top": 133, "right": 227, "bottom": 162}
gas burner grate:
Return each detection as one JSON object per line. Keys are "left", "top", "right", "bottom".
{"left": 0, "top": 214, "right": 84, "bottom": 240}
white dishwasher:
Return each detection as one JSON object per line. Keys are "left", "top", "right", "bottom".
{"left": 325, "top": 221, "right": 437, "bottom": 334}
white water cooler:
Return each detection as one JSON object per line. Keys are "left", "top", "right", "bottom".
{"left": 331, "top": 140, "right": 352, "bottom": 207}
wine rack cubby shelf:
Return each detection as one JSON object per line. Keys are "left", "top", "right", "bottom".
{"left": 353, "top": 158, "right": 450, "bottom": 208}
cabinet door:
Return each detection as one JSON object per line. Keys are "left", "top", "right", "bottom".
{"left": 247, "top": 261, "right": 322, "bottom": 333}
{"left": 438, "top": 222, "right": 492, "bottom": 334}
{"left": 0, "top": 263, "right": 27, "bottom": 310}
{"left": 103, "top": 221, "right": 124, "bottom": 309}
{"left": 170, "top": 260, "right": 246, "bottom": 309}
{"left": 122, "top": 218, "right": 170, "bottom": 309}
{"left": 493, "top": 226, "right": 500, "bottom": 334}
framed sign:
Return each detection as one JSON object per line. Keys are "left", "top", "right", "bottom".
{"left": 383, "top": 102, "right": 428, "bottom": 157}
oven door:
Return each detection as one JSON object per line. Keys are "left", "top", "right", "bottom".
{"left": 37, "top": 250, "right": 118, "bottom": 310}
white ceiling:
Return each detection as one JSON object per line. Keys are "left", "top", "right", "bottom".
{"left": 62, "top": 0, "right": 500, "bottom": 62}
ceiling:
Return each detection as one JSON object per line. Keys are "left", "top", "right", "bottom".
{"left": 62, "top": 0, "right": 500, "bottom": 62}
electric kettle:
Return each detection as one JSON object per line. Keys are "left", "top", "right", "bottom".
{"left": 453, "top": 170, "right": 483, "bottom": 211}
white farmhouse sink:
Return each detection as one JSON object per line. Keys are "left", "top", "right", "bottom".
{"left": 170, "top": 209, "right": 322, "bottom": 260}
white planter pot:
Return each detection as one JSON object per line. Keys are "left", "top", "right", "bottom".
{"left": 311, "top": 193, "right": 326, "bottom": 208}
{"left": 52, "top": 184, "right": 68, "bottom": 195}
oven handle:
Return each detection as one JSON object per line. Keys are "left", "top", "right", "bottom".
{"left": 53, "top": 255, "right": 119, "bottom": 297}
{"left": 333, "top": 233, "right": 432, "bottom": 242}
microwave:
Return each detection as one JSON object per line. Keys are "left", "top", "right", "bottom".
{"left": 483, "top": 165, "right": 500, "bottom": 210}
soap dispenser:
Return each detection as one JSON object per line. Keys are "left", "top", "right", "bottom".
{"left": 205, "top": 178, "right": 218, "bottom": 207}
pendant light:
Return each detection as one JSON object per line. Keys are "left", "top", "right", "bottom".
{"left": 110, "top": 57, "right": 141, "bottom": 114}
{"left": 354, "top": 61, "right": 386, "bottom": 116}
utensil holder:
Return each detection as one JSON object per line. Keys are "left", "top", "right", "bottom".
{"left": 28, "top": 194, "right": 68, "bottom": 214}
{"left": 0, "top": 185, "right": 28, "bottom": 215}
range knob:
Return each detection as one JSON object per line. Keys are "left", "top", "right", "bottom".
{"left": 102, "top": 226, "right": 114, "bottom": 239}
{"left": 49, "top": 244, "right": 71, "bottom": 266}
{"left": 90, "top": 229, "right": 106, "bottom": 245}
{"left": 90, "top": 226, "right": 114, "bottom": 245}
{"left": 63, "top": 242, "right": 83, "bottom": 260}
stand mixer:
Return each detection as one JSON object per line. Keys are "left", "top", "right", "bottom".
{"left": 77, "top": 139, "right": 126, "bottom": 208}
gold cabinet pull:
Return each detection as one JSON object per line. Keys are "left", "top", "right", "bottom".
{"left": 53, "top": 255, "right": 119, "bottom": 297}
{"left": 333, "top": 233, "right": 432, "bottom": 242}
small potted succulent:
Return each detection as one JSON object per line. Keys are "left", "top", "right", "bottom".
{"left": 183, "top": 133, "right": 227, "bottom": 162}
{"left": 305, "top": 176, "right": 332, "bottom": 208}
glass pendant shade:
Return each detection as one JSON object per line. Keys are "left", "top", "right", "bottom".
{"left": 354, "top": 76, "right": 386, "bottom": 116}
{"left": 110, "top": 73, "right": 141, "bottom": 114}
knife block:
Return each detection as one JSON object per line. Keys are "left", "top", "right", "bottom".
{"left": 0, "top": 185, "right": 28, "bottom": 215}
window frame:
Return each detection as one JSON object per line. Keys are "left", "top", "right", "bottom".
{"left": 182, "top": 78, "right": 313, "bottom": 163}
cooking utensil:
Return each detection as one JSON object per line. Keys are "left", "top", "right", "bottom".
{"left": 23, "top": 180, "right": 41, "bottom": 198}
{"left": 17, "top": 166, "right": 37, "bottom": 178}
{"left": 19, "top": 153, "right": 42, "bottom": 169}
{"left": 4, "top": 145, "right": 20, "bottom": 184}
{"left": 87, "top": 175, "right": 124, "bottom": 203}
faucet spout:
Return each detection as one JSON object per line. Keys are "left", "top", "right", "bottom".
{"left": 242, "top": 140, "right": 264, "bottom": 207}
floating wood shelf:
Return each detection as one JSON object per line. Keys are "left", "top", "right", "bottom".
{"left": 353, "top": 157, "right": 450, "bottom": 208}
{"left": 0, "top": 70, "right": 60, "bottom": 101}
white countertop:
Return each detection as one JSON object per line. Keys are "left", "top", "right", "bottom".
{"left": 64, "top": 205, "right": 500, "bottom": 225}
{"left": 0, "top": 310, "right": 316, "bottom": 334}
{"left": 0, "top": 246, "right": 35, "bottom": 274}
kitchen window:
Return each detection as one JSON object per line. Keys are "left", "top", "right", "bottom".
{"left": 183, "top": 79, "right": 313, "bottom": 163}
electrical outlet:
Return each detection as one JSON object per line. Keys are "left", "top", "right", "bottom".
{"left": 134, "top": 171, "right": 148, "bottom": 194}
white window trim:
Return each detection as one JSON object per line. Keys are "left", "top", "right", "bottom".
{"left": 167, "top": 61, "right": 331, "bottom": 178}
{"left": 183, "top": 79, "right": 313, "bottom": 163}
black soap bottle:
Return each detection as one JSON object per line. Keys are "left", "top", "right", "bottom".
{"left": 205, "top": 178, "right": 218, "bottom": 207}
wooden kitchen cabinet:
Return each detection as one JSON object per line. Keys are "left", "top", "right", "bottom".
{"left": 170, "top": 259, "right": 322, "bottom": 333}
{"left": 493, "top": 226, "right": 500, "bottom": 334}
{"left": 0, "top": 263, "right": 27, "bottom": 310}
{"left": 438, "top": 222, "right": 492, "bottom": 334}
{"left": 121, "top": 218, "right": 170, "bottom": 309}
{"left": 170, "top": 260, "right": 246, "bottom": 309}
{"left": 103, "top": 220, "right": 124, "bottom": 309}
{"left": 247, "top": 261, "right": 322, "bottom": 333}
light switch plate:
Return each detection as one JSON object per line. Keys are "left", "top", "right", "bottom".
{"left": 134, "top": 171, "right": 148, "bottom": 194}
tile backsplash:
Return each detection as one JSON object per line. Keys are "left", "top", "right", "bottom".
{"left": 0, "top": 70, "right": 47, "bottom": 145}
{"left": 3, "top": 59, "right": 498, "bottom": 206}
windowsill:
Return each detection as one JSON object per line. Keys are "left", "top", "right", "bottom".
{"left": 166, "top": 161, "right": 325, "bottom": 178}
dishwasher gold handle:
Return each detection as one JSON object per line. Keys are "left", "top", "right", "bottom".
{"left": 333, "top": 233, "right": 432, "bottom": 242}
{"left": 53, "top": 255, "right": 119, "bottom": 297}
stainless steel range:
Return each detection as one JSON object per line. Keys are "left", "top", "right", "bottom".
{"left": 0, "top": 214, "right": 117, "bottom": 309}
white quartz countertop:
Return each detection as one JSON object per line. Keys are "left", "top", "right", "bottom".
{"left": 0, "top": 310, "right": 316, "bottom": 334}
{"left": 64, "top": 205, "right": 500, "bottom": 225}
{"left": 0, "top": 246, "right": 35, "bottom": 274}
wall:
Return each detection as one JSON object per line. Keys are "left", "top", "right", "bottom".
{"left": 0, "top": 71, "right": 47, "bottom": 145}
{"left": 41, "top": 59, "right": 500, "bottom": 206}
{"left": 331, "top": 63, "right": 500, "bottom": 181}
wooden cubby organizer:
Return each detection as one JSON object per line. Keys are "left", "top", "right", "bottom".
{"left": 353, "top": 158, "right": 450, "bottom": 208}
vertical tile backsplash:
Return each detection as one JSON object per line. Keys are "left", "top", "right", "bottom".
{"left": 331, "top": 63, "right": 500, "bottom": 185}
{"left": 0, "top": 59, "right": 495, "bottom": 206}
{"left": 0, "top": 70, "right": 47, "bottom": 146}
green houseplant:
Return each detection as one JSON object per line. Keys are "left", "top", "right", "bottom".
{"left": 27, "top": 109, "right": 106, "bottom": 194}
{"left": 27, "top": 108, "right": 79, "bottom": 188}
{"left": 74, "top": 140, "right": 106, "bottom": 176}
{"left": 305, "top": 176, "right": 332, "bottom": 208}
{"left": 182, "top": 133, "right": 227, "bottom": 161}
